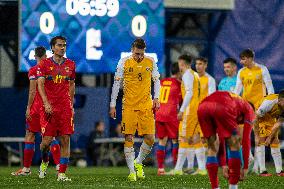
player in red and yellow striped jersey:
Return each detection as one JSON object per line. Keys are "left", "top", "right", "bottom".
{"left": 110, "top": 38, "right": 160, "bottom": 181}
{"left": 253, "top": 91, "right": 284, "bottom": 176}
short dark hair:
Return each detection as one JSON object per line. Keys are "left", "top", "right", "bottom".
{"left": 196, "top": 57, "right": 208, "bottom": 64}
{"left": 34, "top": 46, "right": 46, "bottom": 58}
{"left": 131, "top": 38, "right": 146, "bottom": 49}
{"left": 240, "top": 49, "right": 254, "bottom": 58}
{"left": 223, "top": 57, "right": 237, "bottom": 66}
{"left": 279, "top": 89, "right": 284, "bottom": 99}
{"left": 50, "top": 36, "right": 67, "bottom": 50}
{"left": 178, "top": 54, "right": 192, "bottom": 65}
{"left": 171, "top": 62, "right": 179, "bottom": 75}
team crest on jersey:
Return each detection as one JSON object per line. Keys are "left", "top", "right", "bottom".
{"left": 146, "top": 67, "right": 151, "bottom": 71}
{"left": 65, "top": 67, "right": 70, "bottom": 72}
{"left": 255, "top": 74, "right": 260, "bottom": 79}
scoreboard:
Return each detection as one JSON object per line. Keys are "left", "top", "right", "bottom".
{"left": 19, "top": 0, "right": 164, "bottom": 73}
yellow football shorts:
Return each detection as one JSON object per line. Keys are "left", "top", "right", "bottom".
{"left": 122, "top": 108, "right": 155, "bottom": 136}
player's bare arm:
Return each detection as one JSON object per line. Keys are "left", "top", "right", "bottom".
{"left": 37, "top": 77, "right": 52, "bottom": 114}
{"left": 264, "top": 119, "right": 282, "bottom": 146}
{"left": 26, "top": 79, "right": 37, "bottom": 120}
{"left": 69, "top": 80, "right": 75, "bottom": 105}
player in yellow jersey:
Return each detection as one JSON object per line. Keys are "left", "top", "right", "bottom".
{"left": 253, "top": 90, "right": 284, "bottom": 177}
{"left": 109, "top": 38, "right": 160, "bottom": 181}
{"left": 234, "top": 49, "right": 274, "bottom": 108}
{"left": 183, "top": 57, "right": 215, "bottom": 175}
{"left": 170, "top": 54, "right": 200, "bottom": 175}
{"left": 234, "top": 49, "right": 275, "bottom": 174}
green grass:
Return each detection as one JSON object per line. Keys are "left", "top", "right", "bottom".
{"left": 1, "top": 165, "right": 284, "bottom": 189}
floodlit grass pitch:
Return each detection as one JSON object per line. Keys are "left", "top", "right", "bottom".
{"left": 1, "top": 166, "right": 284, "bottom": 189}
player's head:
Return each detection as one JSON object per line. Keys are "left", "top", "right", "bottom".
{"left": 178, "top": 54, "right": 192, "bottom": 72}
{"left": 95, "top": 121, "right": 105, "bottom": 132}
{"left": 131, "top": 38, "right": 146, "bottom": 63}
{"left": 50, "top": 36, "right": 67, "bottom": 57}
{"left": 223, "top": 57, "right": 237, "bottom": 77}
{"left": 34, "top": 46, "right": 47, "bottom": 61}
{"left": 278, "top": 89, "right": 284, "bottom": 109}
{"left": 195, "top": 57, "right": 208, "bottom": 75}
{"left": 239, "top": 49, "right": 254, "bottom": 67}
{"left": 170, "top": 62, "right": 180, "bottom": 77}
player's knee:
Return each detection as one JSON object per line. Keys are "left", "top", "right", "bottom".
{"left": 228, "top": 136, "right": 241, "bottom": 150}
{"left": 158, "top": 137, "right": 167, "bottom": 146}
{"left": 144, "top": 135, "right": 155, "bottom": 146}
{"left": 25, "top": 131, "right": 35, "bottom": 142}
{"left": 124, "top": 135, "right": 134, "bottom": 147}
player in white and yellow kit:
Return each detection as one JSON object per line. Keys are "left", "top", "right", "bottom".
{"left": 234, "top": 49, "right": 274, "bottom": 174}
{"left": 253, "top": 92, "right": 284, "bottom": 176}
{"left": 171, "top": 54, "right": 200, "bottom": 175}
{"left": 183, "top": 57, "right": 216, "bottom": 175}
{"left": 109, "top": 39, "right": 160, "bottom": 181}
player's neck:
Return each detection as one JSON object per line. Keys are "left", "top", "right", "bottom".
{"left": 198, "top": 72, "right": 205, "bottom": 77}
{"left": 52, "top": 55, "right": 65, "bottom": 65}
{"left": 246, "top": 61, "right": 255, "bottom": 69}
{"left": 227, "top": 73, "right": 236, "bottom": 78}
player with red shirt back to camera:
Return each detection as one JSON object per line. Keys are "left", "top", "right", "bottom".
{"left": 197, "top": 91, "right": 255, "bottom": 189}
{"left": 37, "top": 36, "right": 75, "bottom": 181}
{"left": 11, "top": 46, "right": 60, "bottom": 176}
{"left": 155, "top": 62, "right": 182, "bottom": 175}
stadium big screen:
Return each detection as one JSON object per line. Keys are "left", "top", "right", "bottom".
{"left": 19, "top": 0, "right": 164, "bottom": 73}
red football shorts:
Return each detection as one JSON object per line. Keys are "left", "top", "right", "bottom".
{"left": 156, "top": 120, "right": 179, "bottom": 139}
{"left": 40, "top": 107, "right": 74, "bottom": 137}
{"left": 197, "top": 101, "right": 238, "bottom": 138}
{"left": 26, "top": 107, "right": 41, "bottom": 133}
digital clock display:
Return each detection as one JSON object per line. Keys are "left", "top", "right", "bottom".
{"left": 20, "top": 0, "right": 164, "bottom": 73}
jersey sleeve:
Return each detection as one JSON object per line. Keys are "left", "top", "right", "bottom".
{"left": 208, "top": 75, "right": 216, "bottom": 95}
{"left": 179, "top": 70, "right": 193, "bottom": 112}
{"left": 28, "top": 68, "right": 36, "bottom": 80}
{"left": 261, "top": 65, "right": 274, "bottom": 94}
{"left": 70, "top": 61, "right": 76, "bottom": 80}
{"left": 256, "top": 99, "right": 278, "bottom": 117}
{"left": 234, "top": 70, "right": 243, "bottom": 95}
{"left": 152, "top": 60, "right": 160, "bottom": 99}
{"left": 110, "top": 58, "right": 125, "bottom": 107}
{"left": 37, "top": 62, "right": 46, "bottom": 78}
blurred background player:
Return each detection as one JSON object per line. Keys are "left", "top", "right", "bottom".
{"left": 234, "top": 49, "right": 274, "bottom": 174}
{"left": 253, "top": 90, "right": 284, "bottom": 176}
{"left": 218, "top": 58, "right": 238, "bottom": 92}
{"left": 155, "top": 62, "right": 182, "bottom": 175}
{"left": 171, "top": 54, "right": 200, "bottom": 175}
{"left": 109, "top": 38, "right": 160, "bottom": 181}
{"left": 11, "top": 46, "right": 60, "bottom": 176}
{"left": 198, "top": 91, "right": 255, "bottom": 189}
{"left": 37, "top": 36, "right": 76, "bottom": 181}
{"left": 185, "top": 57, "right": 216, "bottom": 175}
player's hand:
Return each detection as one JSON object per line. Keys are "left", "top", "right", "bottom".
{"left": 222, "top": 166, "right": 229, "bottom": 179}
{"left": 44, "top": 101, "right": 52, "bottom": 114}
{"left": 177, "top": 111, "right": 183, "bottom": 121}
{"left": 240, "top": 168, "right": 248, "bottom": 181}
{"left": 25, "top": 107, "right": 31, "bottom": 121}
{"left": 109, "top": 107, "right": 116, "bottom": 119}
{"left": 152, "top": 98, "right": 160, "bottom": 111}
